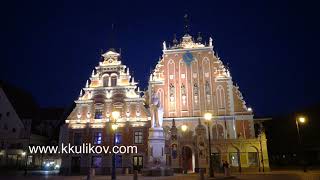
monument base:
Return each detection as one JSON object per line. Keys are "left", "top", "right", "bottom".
{"left": 144, "top": 127, "right": 173, "bottom": 176}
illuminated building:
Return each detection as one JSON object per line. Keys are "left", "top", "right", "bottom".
{"left": 60, "top": 49, "right": 149, "bottom": 174}
{"left": 148, "top": 31, "right": 269, "bottom": 172}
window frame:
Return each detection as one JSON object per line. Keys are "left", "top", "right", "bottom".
{"left": 93, "top": 132, "right": 102, "bottom": 145}
{"left": 134, "top": 131, "right": 143, "bottom": 144}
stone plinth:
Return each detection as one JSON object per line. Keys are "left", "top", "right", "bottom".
{"left": 143, "top": 127, "right": 173, "bottom": 176}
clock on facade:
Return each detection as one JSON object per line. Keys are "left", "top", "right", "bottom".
{"left": 183, "top": 51, "right": 193, "bottom": 66}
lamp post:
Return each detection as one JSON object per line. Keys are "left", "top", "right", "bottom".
{"left": 258, "top": 123, "right": 265, "bottom": 172}
{"left": 181, "top": 125, "right": 188, "bottom": 174}
{"left": 295, "top": 115, "right": 307, "bottom": 172}
{"left": 204, "top": 113, "right": 214, "bottom": 178}
{"left": 111, "top": 111, "right": 120, "bottom": 180}
{"left": 22, "top": 151, "right": 27, "bottom": 175}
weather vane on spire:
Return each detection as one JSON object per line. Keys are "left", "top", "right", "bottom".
{"left": 184, "top": 14, "right": 190, "bottom": 35}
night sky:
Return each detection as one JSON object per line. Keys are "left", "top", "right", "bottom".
{"left": 1, "top": 0, "right": 319, "bottom": 116}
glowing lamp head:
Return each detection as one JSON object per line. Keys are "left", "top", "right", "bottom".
{"left": 111, "top": 123, "right": 118, "bottom": 131}
{"left": 204, "top": 113, "right": 212, "bottom": 121}
{"left": 21, "top": 152, "right": 26, "bottom": 156}
{"left": 181, "top": 125, "right": 188, "bottom": 132}
{"left": 298, "top": 116, "right": 306, "bottom": 124}
{"left": 112, "top": 111, "right": 120, "bottom": 120}
{"left": 248, "top": 107, "right": 253, "bottom": 112}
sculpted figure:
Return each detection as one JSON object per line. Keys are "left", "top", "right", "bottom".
{"left": 151, "top": 93, "right": 164, "bottom": 128}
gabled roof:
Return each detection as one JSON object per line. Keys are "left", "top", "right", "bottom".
{"left": 0, "top": 80, "right": 38, "bottom": 119}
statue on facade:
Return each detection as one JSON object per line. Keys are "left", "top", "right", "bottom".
{"left": 150, "top": 92, "right": 164, "bottom": 128}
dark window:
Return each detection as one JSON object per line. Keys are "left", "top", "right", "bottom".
{"left": 111, "top": 76, "right": 117, "bottom": 86}
{"left": 115, "top": 155, "right": 122, "bottom": 168}
{"left": 4, "top": 123, "right": 8, "bottom": 130}
{"left": 93, "top": 132, "right": 102, "bottom": 145}
{"left": 115, "top": 133, "right": 122, "bottom": 145}
{"left": 0, "top": 113, "right": 2, "bottom": 119}
{"left": 103, "top": 76, "right": 109, "bottom": 87}
{"left": 134, "top": 131, "right": 143, "bottom": 144}
{"left": 6, "top": 112, "right": 10, "bottom": 117}
{"left": 95, "top": 109, "right": 103, "bottom": 119}
{"left": 74, "top": 133, "right": 82, "bottom": 145}
{"left": 12, "top": 128, "right": 16, "bottom": 133}
{"left": 248, "top": 152, "right": 259, "bottom": 167}
{"left": 92, "top": 156, "right": 102, "bottom": 168}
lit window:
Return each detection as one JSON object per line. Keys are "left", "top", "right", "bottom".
{"left": 133, "top": 156, "right": 143, "bottom": 168}
{"left": 134, "top": 131, "right": 143, "bottom": 144}
{"left": 93, "top": 132, "right": 102, "bottom": 145}
{"left": 95, "top": 109, "right": 103, "bottom": 119}
{"left": 229, "top": 152, "right": 239, "bottom": 167}
{"left": 115, "top": 133, "right": 122, "bottom": 145}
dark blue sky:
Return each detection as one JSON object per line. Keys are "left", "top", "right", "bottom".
{"left": 1, "top": 0, "right": 319, "bottom": 116}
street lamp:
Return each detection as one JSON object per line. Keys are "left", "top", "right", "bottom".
{"left": 296, "top": 115, "right": 307, "bottom": 172}
{"left": 181, "top": 125, "right": 188, "bottom": 174}
{"left": 204, "top": 113, "right": 214, "bottom": 178}
{"left": 111, "top": 111, "right": 119, "bottom": 180}
{"left": 181, "top": 125, "right": 188, "bottom": 132}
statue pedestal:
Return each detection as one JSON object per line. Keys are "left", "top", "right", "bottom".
{"left": 142, "top": 127, "right": 173, "bottom": 176}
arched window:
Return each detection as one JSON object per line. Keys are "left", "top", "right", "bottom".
{"left": 216, "top": 85, "right": 226, "bottom": 109}
{"left": 247, "top": 146, "right": 259, "bottom": 167}
{"left": 111, "top": 76, "right": 117, "bottom": 86}
{"left": 212, "top": 124, "right": 224, "bottom": 140}
{"left": 228, "top": 147, "right": 240, "bottom": 167}
{"left": 103, "top": 75, "right": 109, "bottom": 87}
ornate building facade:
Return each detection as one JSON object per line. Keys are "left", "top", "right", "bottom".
{"left": 60, "top": 30, "right": 269, "bottom": 175}
{"left": 148, "top": 33, "right": 269, "bottom": 172}
{"left": 60, "top": 50, "right": 150, "bottom": 174}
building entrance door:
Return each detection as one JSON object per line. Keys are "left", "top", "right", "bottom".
{"left": 133, "top": 156, "right": 143, "bottom": 172}
{"left": 182, "top": 146, "right": 193, "bottom": 172}
{"left": 212, "top": 153, "right": 221, "bottom": 172}
{"left": 71, "top": 157, "right": 80, "bottom": 173}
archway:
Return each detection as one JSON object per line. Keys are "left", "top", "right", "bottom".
{"left": 247, "top": 146, "right": 259, "bottom": 168}
{"left": 212, "top": 147, "right": 222, "bottom": 172}
{"left": 182, "top": 146, "right": 193, "bottom": 173}
{"left": 228, "top": 146, "right": 241, "bottom": 172}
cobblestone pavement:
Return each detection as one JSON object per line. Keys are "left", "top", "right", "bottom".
{"left": 0, "top": 172, "right": 319, "bottom": 180}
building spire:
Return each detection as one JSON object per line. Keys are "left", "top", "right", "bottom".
{"left": 109, "top": 23, "right": 116, "bottom": 52}
{"left": 184, "top": 14, "right": 190, "bottom": 35}
{"left": 173, "top": 33, "right": 178, "bottom": 45}
{"left": 197, "top": 32, "right": 202, "bottom": 43}
{"left": 172, "top": 118, "right": 176, "bottom": 127}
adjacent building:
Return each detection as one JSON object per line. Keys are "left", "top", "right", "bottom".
{"left": 0, "top": 82, "right": 47, "bottom": 169}
{"left": 60, "top": 50, "right": 150, "bottom": 175}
